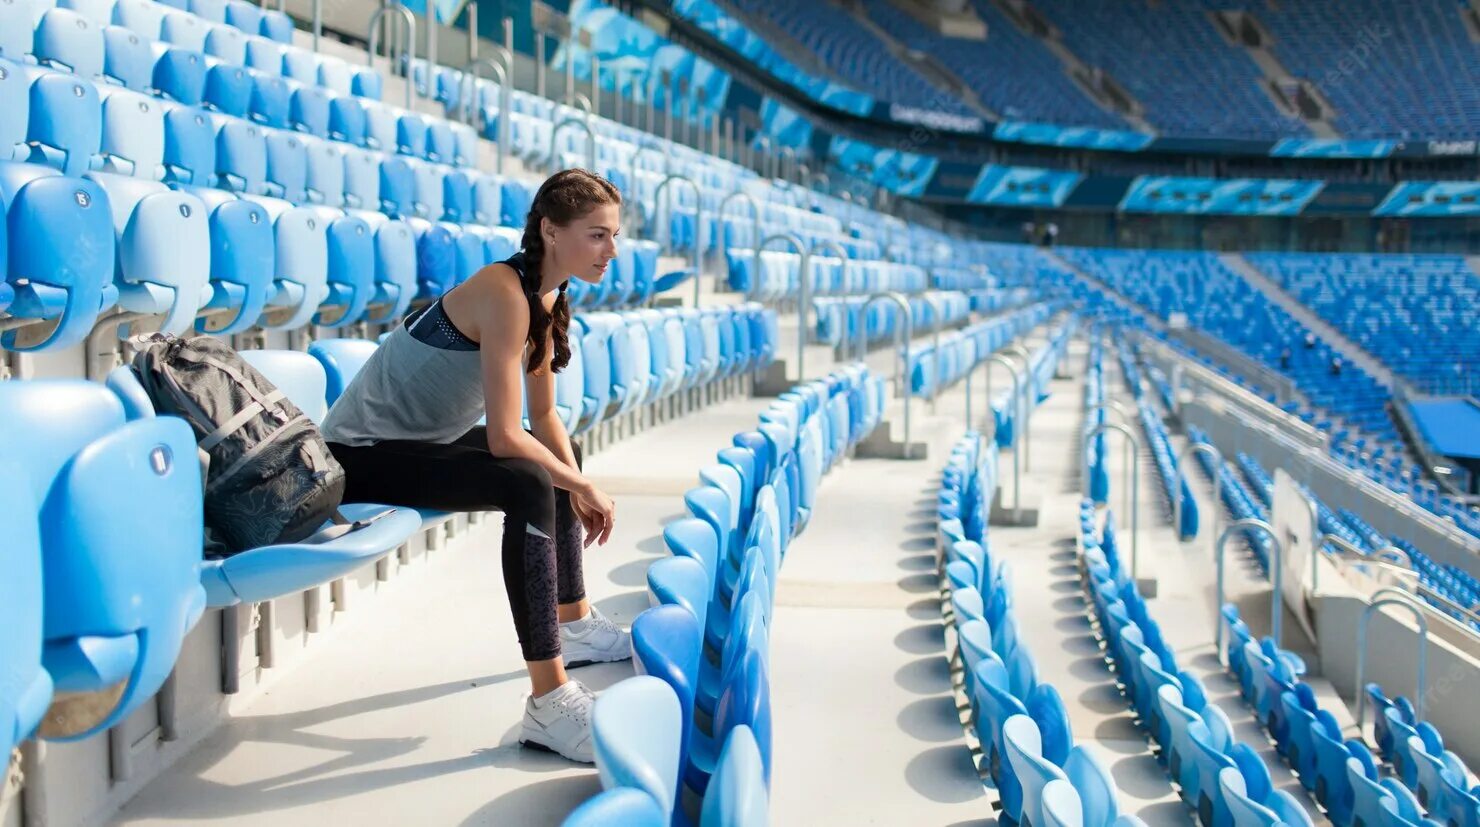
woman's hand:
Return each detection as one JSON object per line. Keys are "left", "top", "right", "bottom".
{"left": 572, "top": 484, "right": 615, "bottom": 548}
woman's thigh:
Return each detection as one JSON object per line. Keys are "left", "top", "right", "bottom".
{"left": 330, "top": 439, "right": 544, "bottom": 513}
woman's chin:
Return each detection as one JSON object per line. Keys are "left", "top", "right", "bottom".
{"left": 574, "top": 269, "right": 605, "bottom": 285}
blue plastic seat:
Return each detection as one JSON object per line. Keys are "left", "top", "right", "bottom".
{"left": 0, "top": 464, "right": 53, "bottom": 761}
{"left": 95, "top": 87, "right": 164, "bottom": 179}
{"left": 160, "top": 10, "right": 208, "bottom": 53}
{"left": 290, "top": 84, "right": 330, "bottom": 138}
{"left": 110, "top": 0, "right": 165, "bottom": 39}
{"left": 161, "top": 104, "right": 214, "bottom": 185}
{"left": 311, "top": 209, "right": 374, "bottom": 326}
{"left": 632, "top": 605, "right": 702, "bottom": 793}
{"left": 25, "top": 67, "right": 102, "bottom": 176}
{"left": 215, "top": 116, "right": 267, "bottom": 194}
{"left": 0, "top": 381, "right": 206, "bottom": 740}
{"left": 700, "top": 725, "right": 768, "bottom": 827}
{"left": 201, "top": 63, "right": 252, "bottom": 117}
{"left": 972, "top": 657, "right": 1028, "bottom": 812}
{"left": 204, "top": 24, "right": 246, "bottom": 65}
{"left": 36, "top": 8, "right": 105, "bottom": 78}
{"left": 561, "top": 788, "right": 666, "bottom": 827}
{"left": 249, "top": 74, "right": 290, "bottom": 129}
{"left": 307, "top": 338, "right": 378, "bottom": 404}
{"left": 1004, "top": 714, "right": 1071, "bottom": 827}
{"left": 0, "top": 0, "right": 32, "bottom": 58}
{"left": 86, "top": 172, "right": 212, "bottom": 334}
{"left": 593, "top": 676, "right": 682, "bottom": 818}
{"left": 223, "top": 0, "right": 260, "bottom": 34}
{"left": 263, "top": 130, "right": 307, "bottom": 202}
{"left": 328, "top": 94, "right": 365, "bottom": 146}
{"left": 242, "top": 195, "right": 327, "bottom": 330}
{"left": 193, "top": 191, "right": 274, "bottom": 335}
{"left": 690, "top": 646, "right": 771, "bottom": 795}
{"left": 101, "top": 24, "right": 152, "bottom": 90}
{"left": 302, "top": 138, "right": 344, "bottom": 206}
{"left": 1, "top": 163, "right": 117, "bottom": 351}
{"left": 259, "top": 8, "right": 292, "bottom": 42}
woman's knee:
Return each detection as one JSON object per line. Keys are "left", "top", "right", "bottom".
{"left": 496, "top": 459, "right": 556, "bottom": 522}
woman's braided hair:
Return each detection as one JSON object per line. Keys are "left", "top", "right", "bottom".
{"left": 519, "top": 168, "right": 621, "bottom": 375}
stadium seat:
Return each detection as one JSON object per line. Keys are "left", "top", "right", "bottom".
{"left": 86, "top": 172, "right": 212, "bottom": 334}
{"left": 249, "top": 195, "right": 328, "bottom": 331}
{"left": 0, "top": 163, "right": 117, "bottom": 351}
{"left": 561, "top": 788, "right": 666, "bottom": 827}
{"left": 592, "top": 675, "right": 683, "bottom": 817}
{"left": 0, "top": 464, "right": 52, "bottom": 762}
{"left": 700, "top": 725, "right": 768, "bottom": 827}
{"left": 194, "top": 189, "right": 274, "bottom": 335}
{"left": 0, "top": 380, "right": 206, "bottom": 740}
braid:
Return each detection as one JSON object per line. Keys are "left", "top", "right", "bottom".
{"left": 518, "top": 169, "right": 620, "bottom": 375}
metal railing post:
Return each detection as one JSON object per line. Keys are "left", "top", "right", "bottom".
{"left": 1174, "top": 442, "right": 1224, "bottom": 542}
{"left": 547, "top": 115, "right": 596, "bottom": 173}
{"left": 986, "top": 355, "right": 1023, "bottom": 521}
{"left": 1214, "top": 518, "right": 1282, "bottom": 659}
{"left": 760, "top": 233, "right": 811, "bottom": 380}
{"left": 855, "top": 291, "right": 914, "bottom": 446}
{"left": 1083, "top": 423, "right": 1141, "bottom": 582}
{"left": 1356, "top": 588, "right": 1430, "bottom": 729}
{"left": 655, "top": 175, "right": 705, "bottom": 308}
{"left": 458, "top": 50, "right": 513, "bottom": 174}
{"left": 366, "top": 4, "right": 416, "bottom": 111}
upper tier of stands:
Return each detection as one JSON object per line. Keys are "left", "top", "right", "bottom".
{"left": 717, "top": 0, "right": 976, "bottom": 116}
{"left": 727, "top": 0, "right": 1480, "bottom": 140}
{"left": 861, "top": 0, "right": 1122, "bottom": 129}
{"left": 1029, "top": 0, "right": 1306, "bottom": 140}
{"left": 1253, "top": 0, "right": 1480, "bottom": 140}
{"left": 1245, "top": 253, "right": 1480, "bottom": 397}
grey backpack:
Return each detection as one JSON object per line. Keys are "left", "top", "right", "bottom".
{"left": 129, "top": 334, "right": 347, "bottom": 557}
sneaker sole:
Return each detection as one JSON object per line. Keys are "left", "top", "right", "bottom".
{"left": 518, "top": 727, "right": 593, "bottom": 764}
{"left": 561, "top": 647, "right": 632, "bottom": 669}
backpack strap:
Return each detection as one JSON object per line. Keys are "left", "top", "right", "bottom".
{"left": 313, "top": 508, "right": 398, "bottom": 542}
{"left": 199, "top": 390, "right": 287, "bottom": 452}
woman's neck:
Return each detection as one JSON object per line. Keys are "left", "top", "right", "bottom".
{"left": 536, "top": 256, "right": 568, "bottom": 296}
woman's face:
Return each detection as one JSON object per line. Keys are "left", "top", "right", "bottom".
{"left": 550, "top": 202, "right": 621, "bottom": 285}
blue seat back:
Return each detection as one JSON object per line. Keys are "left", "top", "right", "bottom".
{"left": 631, "top": 605, "right": 702, "bottom": 788}
{"left": 0, "top": 381, "right": 206, "bottom": 740}
{"left": 1, "top": 164, "right": 116, "bottom": 352}
{"left": 238, "top": 349, "right": 330, "bottom": 422}
{"left": 27, "top": 69, "right": 102, "bottom": 176}
{"left": 645, "top": 555, "right": 711, "bottom": 637}
{"left": 592, "top": 676, "right": 683, "bottom": 817}
{"left": 700, "top": 725, "right": 768, "bottom": 827}
{"left": 0, "top": 465, "right": 52, "bottom": 758}
{"left": 195, "top": 196, "right": 274, "bottom": 335}
{"left": 561, "top": 788, "right": 666, "bottom": 827}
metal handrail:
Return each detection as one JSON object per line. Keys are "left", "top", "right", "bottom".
{"left": 1084, "top": 423, "right": 1141, "bottom": 581}
{"left": 855, "top": 291, "right": 913, "bottom": 447}
{"left": 366, "top": 4, "right": 415, "bottom": 111}
{"left": 1214, "top": 518, "right": 1284, "bottom": 656}
{"left": 547, "top": 115, "right": 596, "bottom": 173}
{"left": 1356, "top": 588, "right": 1429, "bottom": 729}
{"left": 1003, "top": 343, "right": 1034, "bottom": 472}
{"left": 655, "top": 175, "right": 705, "bottom": 309}
{"left": 811, "top": 240, "right": 850, "bottom": 360}
{"left": 561, "top": 91, "right": 594, "bottom": 116}
{"left": 986, "top": 354, "right": 1023, "bottom": 522}
{"left": 458, "top": 52, "right": 512, "bottom": 174}
{"left": 759, "top": 233, "right": 810, "bottom": 381}
{"left": 1174, "top": 442, "right": 1224, "bottom": 543}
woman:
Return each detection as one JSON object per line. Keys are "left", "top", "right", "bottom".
{"left": 320, "top": 169, "right": 625, "bottom": 763}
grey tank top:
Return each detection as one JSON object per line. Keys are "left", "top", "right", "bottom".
{"left": 319, "top": 303, "right": 486, "bottom": 446}
{"left": 321, "top": 254, "right": 536, "bottom": 446}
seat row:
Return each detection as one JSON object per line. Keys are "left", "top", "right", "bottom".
{"left": 938, "top": 433, "right": 1148, "bottom": 827}
{"left": 906, "top": 303, "right": 1058, "bottom": 401}
{"left": 563, "top": 364, "right": 887, "bottom": 824}
{"left": 1076, "top": 503, "right": 1313, "bottom": 827}
{"left": 1113, "top": 342, "right": 1198, "bottom": 540}
{"left": 0, "top": 305, "right": 774, "bottom": 763}
{"left": 724, "top": 248, "right": 930, "bottom": 302}
{"left": 812, "top": 290, "right": 972, "bottom": 349}
{"left": 1221, "top": 605, "right": 1474, "bottom": 827}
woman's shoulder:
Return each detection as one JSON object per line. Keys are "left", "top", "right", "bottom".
{"left": 445, "top": 261, "right": 528, "bottom": 336}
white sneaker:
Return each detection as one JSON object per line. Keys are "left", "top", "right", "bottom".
{"left": 519, "top": 680, "right": 595, "bottom": 763}
{"left": 560, "top": 607, "right": 633, "bottom": 668}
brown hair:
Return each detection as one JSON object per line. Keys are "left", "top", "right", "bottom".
{"left": 519, "top": 168, "right": 622, "bottom": 374}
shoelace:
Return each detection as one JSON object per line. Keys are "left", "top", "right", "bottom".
{"left": 587, "top": 610, "right": 624, "bottom": 637}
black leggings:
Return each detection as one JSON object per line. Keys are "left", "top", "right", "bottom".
{"left": 327, "top": 427, "right": 585, "bottom": 662}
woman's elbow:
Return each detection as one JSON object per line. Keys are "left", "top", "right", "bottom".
{"left": 486, "top": 427, "right": 526, "bottom": 456}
